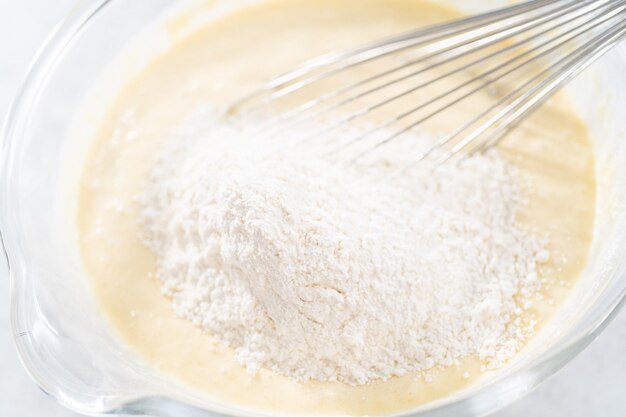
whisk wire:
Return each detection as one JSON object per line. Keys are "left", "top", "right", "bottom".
{"left": 237, "top": 0, "right": 569, "bottom": 107}
{"left": 367, "top": 1, "right": 626, "bottom": 161}
{"left": 233, "top": 0, "right": 626, "bottom": 162}
{"left": 461, "top": 19, "right": 626, "bottom": 158}
{"left": 433, "top": 18, "right": 626, "bottom": 164}
{"left": 331, "top": 1, "right": 624, "bottom": 157}
{"left": 253, "top": 0, "right": 609, "bottom": 135}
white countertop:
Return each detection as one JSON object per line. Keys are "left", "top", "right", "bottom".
{"left": 0, "top": 1, "right": 624, "bottom": 416}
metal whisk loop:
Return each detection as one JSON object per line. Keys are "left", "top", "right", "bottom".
{"left": 235, "top": 0, "right": 558, "bottom": 105}
{"left": 253, "top": 0, "right": 607, "bottom": 134}
{"left": 233, "top": 0, "right": 626, "bottom": 162}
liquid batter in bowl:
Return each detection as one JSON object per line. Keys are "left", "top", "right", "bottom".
{"left": 77, "top": 0, "right": 595, "bottom": 415}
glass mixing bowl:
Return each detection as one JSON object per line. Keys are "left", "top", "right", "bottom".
{"left": 1, "top": 0, "right": 625, "bottom": 416}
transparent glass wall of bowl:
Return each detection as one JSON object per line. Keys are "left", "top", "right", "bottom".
{"left": 0, "top": 0, "right": 625, "bottom": 416}
{"left": 2, "top": 0, "right": 181, "bottom": 412}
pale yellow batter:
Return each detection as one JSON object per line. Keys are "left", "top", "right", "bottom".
{"left": 77, "top": 0, "right": 595, "bottom": 415}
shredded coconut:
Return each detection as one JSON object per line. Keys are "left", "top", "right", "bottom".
{"left": 138, "top": 110, "right": 546, "bottom": 385}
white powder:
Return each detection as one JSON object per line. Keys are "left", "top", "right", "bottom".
{"left": 139, "top": 110, "right": 546, "bottom": 385}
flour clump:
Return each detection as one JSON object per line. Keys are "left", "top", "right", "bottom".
{"left": 139, "top": 111, "right": 546, "bottom": 385}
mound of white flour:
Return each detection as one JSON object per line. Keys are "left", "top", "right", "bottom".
{"left": 139, "top": 112, "right": 547, "bottom": 385}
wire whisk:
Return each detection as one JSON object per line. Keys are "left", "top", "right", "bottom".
{"left": 230, "top": 0, "right": 626, "bottom": 163}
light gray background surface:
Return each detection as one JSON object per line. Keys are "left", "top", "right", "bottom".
{"left": 0, "top": 1, "right": 624, "bottom": 416}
